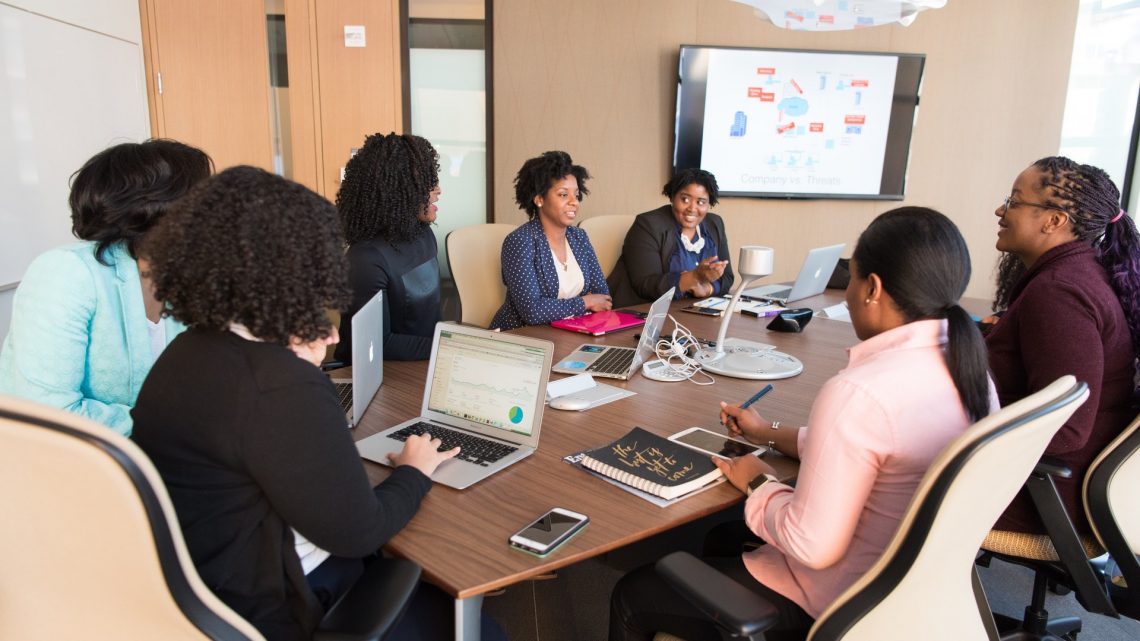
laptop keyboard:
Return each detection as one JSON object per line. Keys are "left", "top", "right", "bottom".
{"left": 334, "top": 383, "right": 352, "bottom": 413}
{"left": 586, "top": 347, "right": 636, "bottom": 375}
{"left": 387, "top": 421, "right": 519, "bottom": 466}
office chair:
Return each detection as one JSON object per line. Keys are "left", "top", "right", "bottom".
{"left": 977, "top": 409, "right": 1140, "bottom": 640}
{"left": 654, "top": 376, "right": 1089, "bottom": 641}
{"left": 446, "top": 223, "right": 515, "bottom": 327}
{"left": 578, "top": 214, "right": 637, "bottom": 278}
{"left": 0, "top": 394, "right": 421, "bottom": 641}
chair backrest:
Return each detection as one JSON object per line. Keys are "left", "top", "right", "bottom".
{"left": 1084, "top": 410, "right": 1140, "bottom": 618}
{"left": 578, "top": 214, "right": 636, "bottom": 278}
{"left": 0, "top": 394, "right": 264, "bottom": 641}
{"left": 809, "top": 376, "right": 1089, "bottom": 641}
{"left": 446, "top": 223, "right": 515, "bottom": 327}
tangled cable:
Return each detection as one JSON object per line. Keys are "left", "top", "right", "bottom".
{"left": 652, "top": 315, "right": 716, "bottom": 385}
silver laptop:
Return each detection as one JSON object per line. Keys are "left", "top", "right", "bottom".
{"left": 356, "top": 322, "right": 555, "bottom": 490}
{"left": 551, "top": 287, "right": 674, "bottom": 380}
{"left": 330, "top": 290, "right": 384, "bottom": 428}
{"left": 745, "top": 243, "right": 846, "bottom": 304}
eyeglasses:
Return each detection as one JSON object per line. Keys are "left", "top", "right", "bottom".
{"left": 1002, "top": 197, "right": 1073, "bottom": 221}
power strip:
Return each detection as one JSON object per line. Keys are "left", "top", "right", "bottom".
{"left": 641, "top": 358, "right": 690, "bottom": 382}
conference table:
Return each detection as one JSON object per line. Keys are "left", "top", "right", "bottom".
{"left": 345, "top": 290, "right": 893, "bottom": 640}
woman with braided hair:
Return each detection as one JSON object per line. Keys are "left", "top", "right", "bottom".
{"left": 334, "top": 132, "right": 442, "bottom": 362}
{"left": 985, "top": 156, "right": 1138, "bottom": 536}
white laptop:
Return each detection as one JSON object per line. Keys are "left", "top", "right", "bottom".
{"left": 330, "top": 290, "right": 384, "bottom": 428}
{"left": 551, "top": 288, "right": 674, "bottom": 380}
{"left": 745, "top": 243, "right": 846, "bottom": 304}
{"left": 355, "top": 322, "right": 555, "bottom": 490}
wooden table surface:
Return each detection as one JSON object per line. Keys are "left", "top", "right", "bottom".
{"left": 353, "top": 291, "right": 874, "bottom": 599}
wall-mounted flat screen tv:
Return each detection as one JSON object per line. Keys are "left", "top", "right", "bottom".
{"left": 673, "top": 45, "right": 925, "bottom": 200}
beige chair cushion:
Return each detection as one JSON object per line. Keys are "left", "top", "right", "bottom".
{"left": 1084, "top": 412, "right": 1140, "bottom": 555}
{"left": 0, "top": 394, "right": 263, "bottom": 640}
{"left": 579, "top": 214, "right": 637, "bottom": 278}
{"left": 982, "top": 529, "right": 1105, "bottom": 561}
{"left": 447, "top": 223, "right": 515, "bottom": 327}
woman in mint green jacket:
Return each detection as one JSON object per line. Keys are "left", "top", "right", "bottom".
{"left": 0, "top": 140, "right": 211, "bottom": 435}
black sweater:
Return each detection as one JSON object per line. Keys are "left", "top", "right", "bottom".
{"left": 336, "top": 230, "right": 441, "bottom": 362}
{"left": 132, "top": 329, "right": 432, "bottom": 641}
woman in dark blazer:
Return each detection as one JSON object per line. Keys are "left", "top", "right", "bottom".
{"left": 608, "top": 168, "right": 734, "bottom": 307}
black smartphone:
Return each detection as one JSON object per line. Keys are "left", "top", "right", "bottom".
{"left": 508, "top": 507, "right": 589, "bottom": 557}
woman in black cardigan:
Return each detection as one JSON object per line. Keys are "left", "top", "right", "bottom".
{"left": 607, "top": 168, "right": 735, "bottom": 307}
{"left": 132, "top": 167, "right": 502, "bottom": 641}
{"left": 335, "top": 132, "right": 443, "bottom": 362}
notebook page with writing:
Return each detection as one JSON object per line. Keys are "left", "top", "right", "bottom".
{"left": 579, "top": 427, "right": 723, "bottom": 500}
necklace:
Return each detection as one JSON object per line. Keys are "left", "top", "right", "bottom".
{"left": 549, "top": 235, "right": 570, "bottom": 271}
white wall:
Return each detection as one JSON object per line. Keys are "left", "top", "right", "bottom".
{"left": 0, "top": 0, "right": 150, "bottom": 343}
{"left": 0, "top": 290, "right": 12, "bottom": 345}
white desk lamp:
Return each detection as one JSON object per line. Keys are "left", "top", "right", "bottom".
{"left": 695, "top": 245, "right": 803, "bottom": 380}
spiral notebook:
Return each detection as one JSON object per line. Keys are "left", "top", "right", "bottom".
{"left": 579, "top": 427, "right": 723, "bottom": 500}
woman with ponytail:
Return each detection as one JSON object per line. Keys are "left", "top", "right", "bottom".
{"left": 986, "top": 157, "right": 1137, "bottom": 537}
{"left": 609, "top": 208, "right": 996, "bottom": 640}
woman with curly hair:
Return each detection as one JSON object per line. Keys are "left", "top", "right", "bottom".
{"left": 0, "top": 139, "right": 211, "bottom": 435}
{"left": 608, "top": 168, "right": 734, "bottom": 307}
{"left": 131, "top": 167, "right": 502, "bottom": 641}
{"left": 985, "top": 156, "right": 1139, "bottom": 537}
{"left": 335, "top": 132, "right": 442, "bottom": 362}
{"left": 490, "top": 150, "right": 612, "bottom": 330}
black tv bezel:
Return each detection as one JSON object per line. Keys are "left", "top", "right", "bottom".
{"left": 672, "top": 44, "right": 926, "bottom": 201}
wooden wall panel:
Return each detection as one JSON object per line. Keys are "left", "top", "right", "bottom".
{"left": 493, "top": 0, "right": 1079, "bottom": 300}
{"left": 144, "top": 0, "right": 275, "bottom": 171}
{"left": 313, "top": 0, "right": 404, "bottom": 197}
{"left": 283, "top": 0, "right": 323, "bottom": 194}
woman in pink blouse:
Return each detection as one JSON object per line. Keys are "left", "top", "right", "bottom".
{"left": 609, "top": 207, "right": 997, "bottom": 641}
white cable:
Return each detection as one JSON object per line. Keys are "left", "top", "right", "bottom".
{"left": 650, "top": 314, "right": 715, "bottom": 385}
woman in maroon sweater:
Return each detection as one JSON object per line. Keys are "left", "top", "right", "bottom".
{"left": 985, "top": 156, "right": 1138, "bottom": 536}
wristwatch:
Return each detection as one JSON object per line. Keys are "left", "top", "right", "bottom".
{"left": 746, "top": 473, "right": 778, "bottom": 497}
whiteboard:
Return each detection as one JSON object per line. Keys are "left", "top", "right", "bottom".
{"left": 0, "top": 3, "right": 150, "bottom": 287}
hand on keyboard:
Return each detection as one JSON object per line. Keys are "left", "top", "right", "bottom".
{"left": 388, "top": 432, "right": 460, "bottom": 477}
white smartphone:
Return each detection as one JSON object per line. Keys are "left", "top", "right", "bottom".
{"left": 508, "top": 507, "right": 589, "bottom": 557}
{"left": 669, "top": 426, "right": 766, "bottom": 459}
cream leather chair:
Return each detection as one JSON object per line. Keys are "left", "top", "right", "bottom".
{"left": 578, "top": 214, "right": 636, "bottom": 278}
{"left": 0, "top": 394, "right": 420, "bottom": 641}
{"left": 977, "top": 408, "right": 1140, "bottom": 638}
{"left": 446, "top": 223, "right": 515, "bottom": 327}
{"left": 655, "top": 376, "right": 1089, "bottom": 641}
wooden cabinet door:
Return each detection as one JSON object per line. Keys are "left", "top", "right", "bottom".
{"left": 141, "top": 0, "right": 274, "bottom": 171}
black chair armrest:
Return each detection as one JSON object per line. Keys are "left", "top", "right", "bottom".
{"left": 1032, "top": 457, "right": 1072, "bottom": 479}
{"left": 655, "top": 551, "right": 779, "bottom": 639}
{"left": 314, "top": 558, "right": 422, "bottom": 641}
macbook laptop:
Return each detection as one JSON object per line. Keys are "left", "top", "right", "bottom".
{"left": 355, "top": 322, "right": 555, "bottom": 490}
{"left": 329, "top": 290, "right": 384, "bottom": 428}
{"left": 744, "top": 243, "right": 846, "bottom": 304}
{"left": 550, "top": 309, "right": 645, "bottom": 336}
{"left": 551, "top": 287, "right": 674, "bottom": 380}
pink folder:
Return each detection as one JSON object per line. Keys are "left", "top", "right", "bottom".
{"left": 550, "top": 310, "right": 645, "bottom": 336}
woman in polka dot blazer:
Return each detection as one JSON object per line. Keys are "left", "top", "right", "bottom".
{"left": 490, "top": 151, "right": 612, "bottom": 330}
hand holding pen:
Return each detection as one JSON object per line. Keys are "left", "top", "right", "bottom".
{"left": 719, "top": 384, "right": 773, "bottom": 442}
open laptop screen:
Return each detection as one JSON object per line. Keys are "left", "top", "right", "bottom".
{"left": 427, "top": 330, "right": 547, "bottom": 437}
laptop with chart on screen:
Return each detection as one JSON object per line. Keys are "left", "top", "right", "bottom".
{"left": 355, "top": 322, "right": 555, "bottom": 489}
